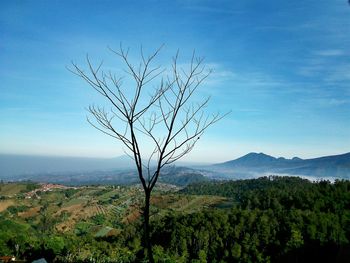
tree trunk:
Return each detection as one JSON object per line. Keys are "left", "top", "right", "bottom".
{"left": 144, "top": 189, "right": 154, "bottom": 263}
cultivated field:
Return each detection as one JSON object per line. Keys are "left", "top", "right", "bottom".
{"left": 0, "top": 182, "right": 228, "bottom": 236}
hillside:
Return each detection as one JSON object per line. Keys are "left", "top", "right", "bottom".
{"left": 0, "top": 181, "right": 226, "bottom": 261}
{"left": 1, "top": 177, "right": 350, "bottom": 262}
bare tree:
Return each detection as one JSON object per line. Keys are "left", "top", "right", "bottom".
{"left": 70, "top": 45, "right": 225, "bottom": 262}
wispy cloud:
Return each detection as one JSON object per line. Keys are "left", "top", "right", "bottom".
{"left": 254, "top": 22, "right": 319, "bottom": 32}
{"left": 309, "top": 97, "right": 350, "bottom": 108}
{"left": 298, "top": 61, "right": 350, "bottom": 83}
{"left": 207, "top": 66, "right": 293, "bottom": 95}
{"left": 314, "top": 49, "right": 345, "bottom": 56}
{"left": 327, "top": 98, "right": 350, "bottom": 106}
{"left": 180, "top": 0, "right": 246, "bottom": 16}
{"left": 185, "top": 5, "right": 245, "bottom": 15}
{"left": 297, "top": 46, "right": 350, "bottom": 84}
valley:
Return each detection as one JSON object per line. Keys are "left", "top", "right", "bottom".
{"left": 1, "top": 152, "right": 350, "bottom": 186}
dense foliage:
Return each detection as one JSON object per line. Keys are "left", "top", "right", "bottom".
{"left": 182, "top": 176, "right": 350, "bottom": 213}
{"left": 176, "top": 176, "right": 350, "bottom": 262}
{"left": 0, "top": 177, "right": 350, "bottom": 262}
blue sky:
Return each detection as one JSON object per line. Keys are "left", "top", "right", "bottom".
{"left": 1, "top": 0, "right": 349, "bottom": 162}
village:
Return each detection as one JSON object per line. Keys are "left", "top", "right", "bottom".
{"left": 24, "top": 183, "right": 77, "bottom": 199}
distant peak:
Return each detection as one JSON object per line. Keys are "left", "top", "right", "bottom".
{"left": 228, "top": 152, "right": 277, "bottom": 165}
{"left": 243, "top": 152, "right": 275, "bottom": 159}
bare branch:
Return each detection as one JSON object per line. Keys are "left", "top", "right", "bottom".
{"left": 71, "top": 45, "right": 228, "bottom": 193}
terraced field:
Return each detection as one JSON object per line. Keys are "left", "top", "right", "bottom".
{"left": 0, "top": 182, "right": 228, "bottom": 236}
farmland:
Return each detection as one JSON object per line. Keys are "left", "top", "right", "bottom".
{"left": 0, "top": 181, "right": 228, "bottom": 260}
{"left": 1, "top": 177, "right": 350, "bottom": 262}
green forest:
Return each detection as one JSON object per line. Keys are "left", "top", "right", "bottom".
{"left": 0, "top": 176, "right": 350, "bottom": 262}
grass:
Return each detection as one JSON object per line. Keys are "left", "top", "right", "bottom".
{"left": 0, "top": 183, "right": 27, "bottom": 196}
{"left": 62, "top": 198, "right": 86, "bottom": 208}
{"left": 94, "top": 226, "right": 113, "bottom": 237}
{"left": 96, "top": 190, "right": 120, "bottom": 202}
{"left": 0, "top": 200, "right": 15, "bottom": 212}
{"left": 18, "top": 206, "right": 41, "bottom": 218}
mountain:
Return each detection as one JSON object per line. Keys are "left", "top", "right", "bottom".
{"left": 212, "top": 152, "right": 350, "bottom": 179}
{"left": 219, "top": 152, "right": 279, "bottom": 167}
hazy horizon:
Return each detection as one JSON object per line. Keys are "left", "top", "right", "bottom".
{"left": 1, "top": 150, "right": 349, "bottom": 164}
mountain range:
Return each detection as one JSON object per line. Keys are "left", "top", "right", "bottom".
{"left": 0, "top": 152, "right": 349, "bottom": 184}
{"left": 211, "top": 152, "right": 350, "bottom": 180}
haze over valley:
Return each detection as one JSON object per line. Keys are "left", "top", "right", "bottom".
{"left": 2, "top": 152, "right": 349, "bottom": 185}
